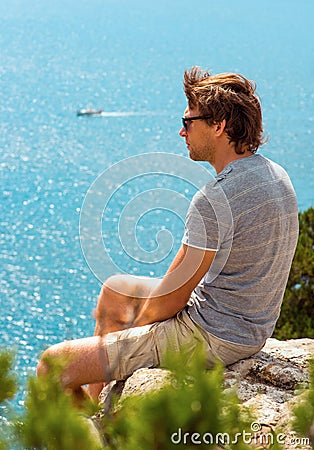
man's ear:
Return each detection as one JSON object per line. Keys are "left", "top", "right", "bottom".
{"left": 215, "top": 119, "right": 226, "bottom": 136}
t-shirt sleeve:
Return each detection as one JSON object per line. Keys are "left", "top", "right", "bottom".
{"left": 182, "top": 189, "right": 219, "bottom": 251}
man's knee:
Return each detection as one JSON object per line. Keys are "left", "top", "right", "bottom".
{"left": 101, "top": 274, "right": 146, "bottom": 297}
{"left": 104, "top": 274, "right": 159, "bottom": 299}
{"left": 36, "top": 355, "right": 48, "bottom": 378}
{"left": 96, "top": 275, "right": 134, "bottom": 312}
{"left": 36, "top": 345, "right": 58, "bottom": 377}
{"left": 36, "top": 344, "right": 70, "bottom": 380}
{"left": 95, "top": 275, "right": 152, "bottom": 332}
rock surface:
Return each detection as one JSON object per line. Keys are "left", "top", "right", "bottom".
{"left": 97, "top": 338, "right": 314, "bottom": 449}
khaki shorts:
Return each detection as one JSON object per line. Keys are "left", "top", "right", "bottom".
{"left": 105, "top": 309, "right": 264, "bottom": 381}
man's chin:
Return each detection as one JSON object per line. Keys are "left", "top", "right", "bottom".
{"left": 188, "top": 151, "right": 199, "bottom": 161}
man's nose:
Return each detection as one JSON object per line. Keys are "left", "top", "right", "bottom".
{"left": 179, "top": 126, "right": 186, "bottom": 137}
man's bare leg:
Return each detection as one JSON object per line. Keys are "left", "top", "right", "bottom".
{"left": 37, "top": 275, "right": 161, "bottom": 405}
{"left": 87, "top": 274, "right": 160, "bottom": 401}
{"left": 36, "top": 335, "right": 115, "bottom": 408}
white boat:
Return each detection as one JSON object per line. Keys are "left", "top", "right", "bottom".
{"left": 76, "top": 108, "right": 103, "bottom": 117}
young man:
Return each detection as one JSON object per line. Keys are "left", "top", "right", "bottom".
{"left": 37, "top": 67, "right": 299, "bottom": 404}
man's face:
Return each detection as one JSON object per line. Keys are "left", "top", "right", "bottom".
{"left": 179, "top": 106, "right": 216, "bottom": 165}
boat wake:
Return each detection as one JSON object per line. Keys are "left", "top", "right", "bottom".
{"left": 77, "top": 109, "right": 158, "bottom": 117}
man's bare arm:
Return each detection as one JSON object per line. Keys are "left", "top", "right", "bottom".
{"left": 134, "top": 243, "right": 216, "bottom": 326}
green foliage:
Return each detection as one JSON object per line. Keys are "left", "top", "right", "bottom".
{"left": 0, "top": 351, "right": 18, "bottom": 450}
{"left": 293, "top": 359, "right": 314, "bottom": 445}
{"left": 0, "top": 352, "right": 17, "bottom": 404}
{"left": 17, "top": 357, "right": 103, "bottom": 450}
{"left": 101, "top": 344, "right": 263, "bottom": 450}
{"left": 274, "top": 207, "right": 314, "bottom": 339}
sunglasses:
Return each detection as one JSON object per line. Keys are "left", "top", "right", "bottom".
{"left": 182, "top": 115, "right": 212, "bottom": 131}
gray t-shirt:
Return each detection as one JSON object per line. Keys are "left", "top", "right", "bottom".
{"left": 182, "top": 154, "right": 299, "bottom": 346}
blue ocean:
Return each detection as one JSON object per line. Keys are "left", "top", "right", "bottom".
{"left": 1, "top": 0, "right": 313, "bottom": 418}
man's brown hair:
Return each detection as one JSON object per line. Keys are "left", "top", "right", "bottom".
{"left": 184, "top": 67, "right": 266, "bottom": 154}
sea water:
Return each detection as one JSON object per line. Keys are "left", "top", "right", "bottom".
{"left": 0, "top": 0, "right": 313, "bottom": 417}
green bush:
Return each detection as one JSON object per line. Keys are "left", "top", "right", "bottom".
{"left": 293, "top": 359, "right": 314, "bottom": 447}
{"left": 0, "top": 352, "right": 17, "bottom": 450}
{"left": 17, "top": 357, "right": 103, "bottom": 450}
{"left": 274, "top": 207, "right": 314, "bottom": 339}
{"left": 0, "top": 352, "right": 17, "bottom": 404}
{"left": 0, "top": 351, "right": 103, "bottom": 450}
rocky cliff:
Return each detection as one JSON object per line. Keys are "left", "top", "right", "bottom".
{"left": 97, "top": 338, "right": 314, "bottom": 449}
